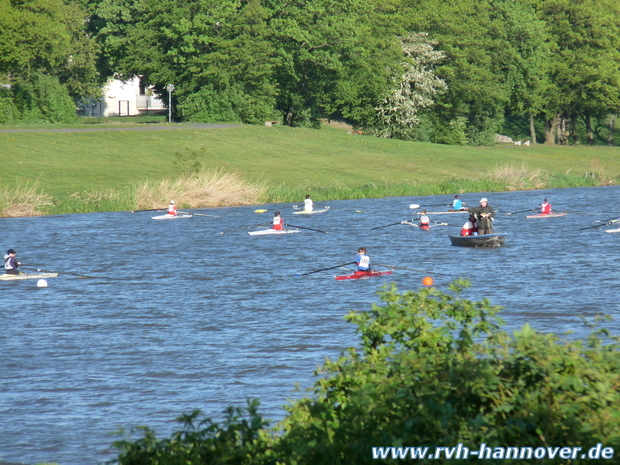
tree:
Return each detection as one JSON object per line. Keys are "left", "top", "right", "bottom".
{"left": 373, "top": 33, "right": 447, "bottom": 140}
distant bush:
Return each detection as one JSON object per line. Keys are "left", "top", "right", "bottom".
{"left": 11, "top": 74, "right": 77, "bottom": 123}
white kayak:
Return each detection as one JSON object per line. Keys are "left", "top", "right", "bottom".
{"left": 293, "top": 208, "right": 329, "bottom": 215}
{"left": 0, "top": 272, "right": 59, "bottom": 281}
{"left": 248, "top": 228, "right": 301, "bottom": 236}
{"left": 151, "top": 213, "right": 193, "bottom": 220}
{"left": 605, "top": 228, "right": 620, "bottom": 233}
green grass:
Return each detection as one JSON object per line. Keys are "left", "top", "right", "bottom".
{"left": 0, "top": 122, "right": 619, "bottom": 214}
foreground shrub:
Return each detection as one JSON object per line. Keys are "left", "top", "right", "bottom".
{"left": 111, "top": 281, "right": 620, "bottom": 465}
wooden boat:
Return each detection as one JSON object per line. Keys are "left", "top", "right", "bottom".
{"left": 151, "top": 213, "right": 193, "bottom": 220}
{"left": 448, "top": 233, "right": 507, "bottom": 248}
{"left": 526, "top": 212, "right": 567, "bottom": 218}
{"left": 248, "top": 228, "right": 301, "bottom": 236}
{"left": 293, "top": 208, "right": 329, "bottom": 215}
{"left": 0, "top": 272, "right": 59, "bottom": 281}
{"left": 335, "top": 270, "right": 393, "bottom": 281}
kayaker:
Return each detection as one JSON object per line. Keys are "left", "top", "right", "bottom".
{"left": 355, "top": 247, "right": 371, "bottom": 272}
{"left": 541, "top": 198, "right": 552, "bottom": 214}
{"left": 167, "top": 200, "right": 177, "bottom": 216}
{"left": 419, "top": 209, "right": 430, "bottom": 230}
{"left": 272, "top": 211, "right": 284, "bottom": 230}
{"left": 467, "top": 198, "right": 495, "bottom": 235}
{"left": 461, "top": 213, "right": 478, "bottom": 236}
{"left": 452, "top": 195, "right": 466, "bottom": 210}
{"left": 303, "top": 194, "right": 314, "bottom": 212}
{"left": 4, "top": 249, "right": 21, "bottom": 275}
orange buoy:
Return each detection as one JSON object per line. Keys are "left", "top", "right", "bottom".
{"left": 422, "top": 276, "right": 434, "bottom": 286}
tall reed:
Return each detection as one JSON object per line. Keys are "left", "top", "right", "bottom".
{"left": 134, "top": 167, "right": 267, "bottom": 209}
{"left": 0, "top": 180, "right": 53, "bottom": 217}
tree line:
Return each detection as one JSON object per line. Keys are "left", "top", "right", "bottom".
{"left": 1, "top": 0, "right": 620, "bottom": 145}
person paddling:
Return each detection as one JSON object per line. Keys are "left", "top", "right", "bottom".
{"left": 355, "top": 247, "right": 371, "bottom": 273}
{"left": 303, "top": 194, "right": 314, "bottom": 212}
{"left": 452, "top": 195, "right": 466, "bottom": 211}
{"left": 541, "top": 198, "right": 552, "bottom": 215}
{"left": 167, "top": 200, "right": 177, "bottom": 216}
{"left": 272, "top": 211, "right": 285, "bottom": 230}
{"left": 419, "top": 210, "right": 431, "bottom": 230}
{"left": 467, "top": 198, "right": 495, "bottom": 235}
{"left": 4, "top": 249, "right": 21, "bottom": 275}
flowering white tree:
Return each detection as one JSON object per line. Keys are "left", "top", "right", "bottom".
{"left": 375, "top": 33, "right": 447, "bottom": 139}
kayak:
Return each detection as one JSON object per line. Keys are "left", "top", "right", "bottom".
{"left": 335, "top": 270, "right": 393, "bottom": 281}
{"left": 526, "top": 213, "right": 567, "bottom": 218}
{"left": 152, "top": 213, "right": 193, "bottom": 220}
{"left": 293, "top": 208, "right": 329, "bottom": 215}
{"left": 605, "top": 228, "right": 620, "bottom": 233}
{"left": 449, "top": 233, "right": 507, "bottom": 248}
{"left": 248, "top": 228, "right": 301, "bottom": 236}
{"left": 0, "top": 272, "right": 59, "bottom": 281}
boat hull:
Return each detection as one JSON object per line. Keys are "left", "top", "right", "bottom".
{"left": 605, "top": 228, "right": 620, "bottom": 233}
{"left": 416, "top": 211, "right": 468, "bottom": 215}
{"left": 449, "top": 233, "right": 507, "bottom": 248}
{"left": 151, "top": 214, "right": 193, "bottom": 220}
{"left": 526, "top": 213, "right": 567, "bottom": 218}
{"left": 293, "top": 208, "right": 329, "bottom": 215}
{"left": 248, "top": 229, "right": 301, "bottom": 235}
{"left": 0, "top": 272, "right": 59, "bottom": 281}
{"left": 335, "top": 270, "right": 393, "bottom": 280}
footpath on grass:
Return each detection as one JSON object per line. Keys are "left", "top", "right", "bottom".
{"left": 0, "top": 123, "right": 242, "bottom": 133}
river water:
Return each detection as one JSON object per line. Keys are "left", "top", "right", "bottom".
{"left": 1, "top": 186, "right": 619, "bottom": 465}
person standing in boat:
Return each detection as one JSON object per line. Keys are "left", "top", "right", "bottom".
{"left": 167, "top": 200, "right": 177, "bottom": 216}
{"left": 461, "top": 213, "right": 478, "bottom": 236}
{"left": 356, "top": 247, "right": 371, "bottom": 272}
{"left": 466, "top": 198, "right": 495, "bottom": 235}
{"left": 419, "top": 210, "right": 431, "bottom": 230}
{"left": 303, "top": 194, "right": 314, "bottom": 212}
{"left": 541, "top": 198, "right": 552, "bottom": 215}
{"left": 272, "top": 211, "right": 285, "bottom": 230}
{"left": 4, "top": 249, "right": 21, "bottom": 275}
{"left": 452, "top": 195, "right": 466, "bottom": 210}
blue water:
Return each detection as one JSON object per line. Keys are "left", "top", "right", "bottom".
{"left": 1, "top": 186, "right": 619, "bottom": 465}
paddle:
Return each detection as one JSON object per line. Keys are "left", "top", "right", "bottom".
{"left": 579, "top": 217, "right": 620, "bottom": 231}
{"left": 374, "top": 263, "right": 450, "bottom": 277}
{"left": 408, "top": 204, "right": 420, "bottom": 209}
{"left": 129, "top": 208, "right": 163, "bottom": 213}
{"left": 286, "top": 223, "right": 328, "bottom": 233}
{"left": 370, "top": 221, "right": 408, "bottom": 230}
{"left": 254, "top": 209, "right": 268, "bottom": 213}
{"left": 178, "top": 211, "right": 220, "bottom": 217}
{"left": 296, "top": 262, "right": 356, "bottom": 277}
{"left": 219, "top": 223, "right": 269, "bottom": 234}
{"left": 21, "top": 266, "right": 96, "bottom": 279}
{"left": 504, "top": 208, "right": 537, "bottom": 215}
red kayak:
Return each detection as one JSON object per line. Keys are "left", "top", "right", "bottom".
{"left": 335, "top": 270, "right": 393, "bottom": 281}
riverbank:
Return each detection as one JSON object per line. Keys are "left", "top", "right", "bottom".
{"left": 1, "top": 122, "right": 618, "bottom": 216}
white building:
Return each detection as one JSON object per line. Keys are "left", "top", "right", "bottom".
{"left": 78, "top": 76, "right": 166, "bottom": 117}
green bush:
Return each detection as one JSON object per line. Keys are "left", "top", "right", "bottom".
{"left": 111, "top": 282, "right": 620, "bottom": 465}
{"left": 12, "top": 74, "right": 77, "bottom": 123}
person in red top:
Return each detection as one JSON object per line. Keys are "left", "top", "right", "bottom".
{"left": 272, "top": 211, "right": 284, "bottom": 230}
{"left": 541, "top": 198, "right": 551, "bottom": 214}
{"left": 167, "top": 200, "right": 177, "bottom": 216}
{"left": 461, "top": 213, "right": 478, "bottom": 236}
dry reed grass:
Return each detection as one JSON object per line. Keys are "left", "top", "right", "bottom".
{"left": 134, "top": 168, "right": 266, "bottom": 209}
{"left": 484, "top": 163, "right": 547, "bottom": 191}
{"left": 0, "top": 181, "right": 53, "bottom": 217}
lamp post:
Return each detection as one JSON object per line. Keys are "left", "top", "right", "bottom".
{"left": 166, "top": 84, "right": 174, "bottom": 123}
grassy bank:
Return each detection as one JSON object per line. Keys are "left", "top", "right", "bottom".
{"left": 0, "top": 122, "right": 619, "bottom": 216}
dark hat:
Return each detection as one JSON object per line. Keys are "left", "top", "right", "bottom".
{"left": 7, "top": 249, "right": 16, "bottom": 254}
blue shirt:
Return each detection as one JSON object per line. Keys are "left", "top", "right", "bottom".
{"left": 356, "top": 253, "right": 370, "bottom": 271}
{"left": 453, "top": 199, "right": 462, "bottom": 210}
